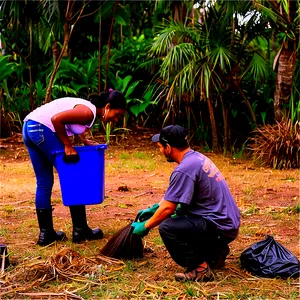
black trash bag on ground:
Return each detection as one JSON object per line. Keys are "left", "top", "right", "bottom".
{"left": 240, "top": 235, "right": 300, "bottom": 278}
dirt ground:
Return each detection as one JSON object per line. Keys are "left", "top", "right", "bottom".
{"left": 0, "top": 130, "right": 299, "bottom": 299}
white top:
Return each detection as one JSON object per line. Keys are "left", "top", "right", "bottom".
{"left": 24, "top": 97, "right": 97, "bottom": 136}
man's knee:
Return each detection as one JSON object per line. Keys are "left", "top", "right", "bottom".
{"left": 158, "top": 218, "right": 176, "bottom": 238}
{"left": 158, "top": 219, "right": 169, "bottom": 236}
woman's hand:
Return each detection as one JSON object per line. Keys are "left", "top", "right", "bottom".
{"left": 64, "top": 144, "right": 78, "bottom": 155}
{"left": 83, "top": 139, "right": 98, "bottom": 146}
{"left": 63, "top": 144, "right": 80, "bottom": 163}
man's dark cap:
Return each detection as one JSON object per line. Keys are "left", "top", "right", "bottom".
{"left": 152, "top": 125, "right": 188, "bottom": 148}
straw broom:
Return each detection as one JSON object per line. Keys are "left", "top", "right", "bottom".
{"left": 100, "top": 214, "right": 146, "bottom": 259}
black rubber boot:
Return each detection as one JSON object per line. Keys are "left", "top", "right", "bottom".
{"left": 69, "top": 205, "right": 103, "bottom": 243}
{"left": 36, "top": 208, "right": 66, "bottom": 246}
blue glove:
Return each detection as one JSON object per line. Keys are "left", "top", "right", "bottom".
{"left": 137, "top": 203, "right": 159, "bottom": 222}
{"left": 131, "top": 221, "right": 149, "bottom": 237}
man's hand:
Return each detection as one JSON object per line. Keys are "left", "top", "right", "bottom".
{"left": 137, "top": 203, "right": 159, "bottom": 222}
{"left": 131, "top": 221, "right": 149, "bottom": 237}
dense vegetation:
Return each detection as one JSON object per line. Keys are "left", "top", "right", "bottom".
{"left": 0, "top": 0, "right": 299, "bottom": 168}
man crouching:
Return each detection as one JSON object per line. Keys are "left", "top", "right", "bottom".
{"left": 132, "top": 125, "right": 240, "bottom": 282}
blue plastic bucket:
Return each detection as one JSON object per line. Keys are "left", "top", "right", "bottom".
{"left": 53, "top": 144, "right": 108, "bottom": 206}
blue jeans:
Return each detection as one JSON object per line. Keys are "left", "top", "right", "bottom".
{"left": 22, "top": 120, "right": 64, "bottom": 209}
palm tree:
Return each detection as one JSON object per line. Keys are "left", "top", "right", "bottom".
{"left": 147, "top": 1, "right": 270, "bottom": 152}
{"left": 253, "top": 0, "right": 299, "bottom": 121}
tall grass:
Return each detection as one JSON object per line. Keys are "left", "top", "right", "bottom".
{"left": 250, "top": 119, "right": 300, "bottom": 169}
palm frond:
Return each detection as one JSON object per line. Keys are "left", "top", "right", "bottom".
{"left": 159, "top": 43, "right": 197, "bottom": 80}
{"left": 209, "top": 46, "right": 232, "bottom": 71}
{"left": 248, "top": 52, "right": 268, "bottom": 83}
{"left": 149, "top": 21, "right": 192, "bottom": 57}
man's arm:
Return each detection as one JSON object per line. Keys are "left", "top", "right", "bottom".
{"left": 144, "top": 199, "right": 177, "bottom": 229}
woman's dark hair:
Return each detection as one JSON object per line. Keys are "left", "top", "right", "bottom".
{"left": 88, "top": 90, "right": 126, "bottom": 110}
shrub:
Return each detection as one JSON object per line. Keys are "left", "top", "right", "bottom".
{"left": 249, "top": 119, "right": 300, "bottom": 169}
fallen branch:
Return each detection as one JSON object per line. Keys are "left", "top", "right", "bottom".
{"left": 134, "top": 190, "right": 153, "bottom": 198}
{"left": 0, "top": 200, "right": 28, "bottom": 206}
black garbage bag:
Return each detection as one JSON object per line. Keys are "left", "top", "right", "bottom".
{"left": 100, "top": 214, "right": 145, "bottom": 259}
{"left": 240, "top": 235, "right": 300, "bottom": 278}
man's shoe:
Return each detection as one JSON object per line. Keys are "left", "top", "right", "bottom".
{"left": 174, "top": 265, "right": 213, "bottom": 282}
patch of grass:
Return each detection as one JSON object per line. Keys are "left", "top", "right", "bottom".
{"left": 152, "top": 235, "right": 164, "bottom": 246}
{"left": 239, "top": 224, "right": 267, "bottom": 236}
{"left": 282, "top": 176, "right": 297, "bottom": 182}
{"left": 184, "top": 285, "right": 196, "bottom": 297}
{"left": 108, "top": 152, "right": 156, "bottom": 172}
{"left": 22, "top": 218, "right": 37, "bottom": 229}
{"left": 282, "top": 204, "right": 300, "bottom": 214}
{"left": 271, "top": 212, "right": 298, "bottom": 221}
{"left": 124, "top": 260, "right": 135, "bottom": 272}
{"left": 232, "top": 141, "right": 248, "bottom": 159}
{"left": 133, "top": 152, "right": 147, "bottom": 159}
{"left": 0, "top": 227, "right": 9, "bottom": 236}
{"left": 242, "top": 187, "right": 254, "bottom": 196}
{"left": 119, "top": 153, "right": 130, "bottom": 159}
{"left": 290, "top": 291, "right": 300, "bottom": 300}
{"left": 133, "top": 164, "right": 145, "bottom": 169}
{"left": 51, "top": 197, "right": 62, "bottom": 204}
{"left": 2, "top": 205, "right": 15, "bottom": 214}
{"left": 241, "top": 203, "right": 260, "bottom": 215}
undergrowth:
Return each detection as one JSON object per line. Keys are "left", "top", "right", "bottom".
{"left": 250, "top": 119, "right": 300, "bottom": 169}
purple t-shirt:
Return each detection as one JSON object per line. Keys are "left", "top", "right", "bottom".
{"left": 164, "top": 150, "right": 240, "bottom": 238}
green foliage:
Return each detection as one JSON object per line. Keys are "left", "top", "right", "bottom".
{"left": 282, "top": 204, "right": 300, "bottom": 214}
{"left": 0, "top": 0, "right": 298, "bottom": 151}
{"left": 113, "top": 34, "right": 153, "bottom": 74}
{"left": 250, "top": 119, "right": 300, "bottom": 169}
{"left": 50, "top": 55, "right": 100, "bottom": 98}
{"left": 105, "top": 122, "right": 111, "bottom": 145}
{"left": 34, "top": 80, "right": 46, "bottom": 107}
{"left": 231, "top": 140, "right": 249, "bottom": 159}
{"left": 129, "top": 86, "right": 155, "bottom": 118}
{"left": 0, "top": 55, "right": 17, "bottom": 86}
{"left": 110, "top": 73, "right": 155, "bottom": 119}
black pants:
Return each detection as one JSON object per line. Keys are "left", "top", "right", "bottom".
{"left": 158, "top": 214, "right": 234, "bottom": 270}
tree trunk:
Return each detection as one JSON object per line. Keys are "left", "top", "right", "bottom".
{"left": 63, "top": 22, "right": 69, "bottom": 58}
{"left": 29, "top": 19, "right": 34, "bottom": 111}
{"left": 220, "top": 94, "right": 229, "bottom": 155}
{"left": 235, "top": 83, "right": 257, "bottom": 125}
{"left": 52, "top": 41, "right": 60, "bottom": 67}
{"left": 44, "top": 40, "right": 69, "bottom": 103}
{"left": 273, "top": 45, "right": 296, "bottom": 121}
{"left": 105, "top": 1, "right": 118, "bottom": 91}
{"left": 171, "top": 1, "right": 188, "bottom": 23}
{"left": 206, "top": 96, "right": 219, "bottom": 152}
{"left": 98, "top": 13, "right": 102, "bottom": 94}
{"left": 44, "top": 1, "right": 85, "bottom": 103}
